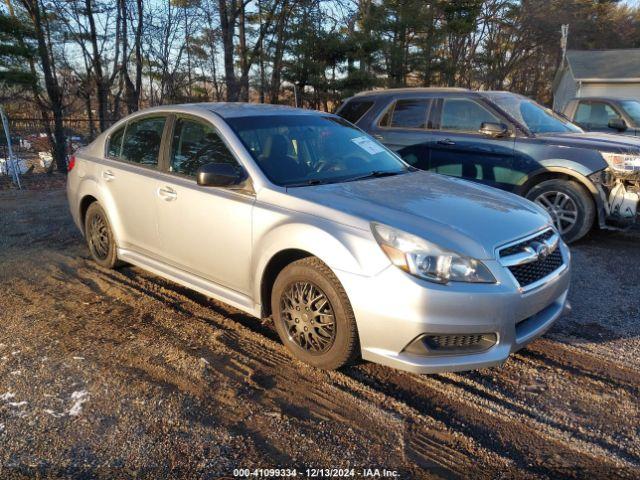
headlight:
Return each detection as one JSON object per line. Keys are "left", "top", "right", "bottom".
{"left": 370, "top": 223, "right": 496, "bottom": 284}
{"left": 600, "top": 152, "right": 640, "bottom": 172}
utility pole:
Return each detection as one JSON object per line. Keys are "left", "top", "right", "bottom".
{"left": 0, "top": 106, "right": 22, "bottom": 189}
{"left": 561, "top": 24, "right": 569, "bottom": 64}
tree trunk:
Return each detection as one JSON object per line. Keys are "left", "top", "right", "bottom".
{"left": 85, "top": 0, "right": 108, "bottom": 131}
{"left": 269, "top": 0, "right": 288, "bottom": 104}
{"left": 219, "top": 0, "right": 239, "bottom": 101}
{"left": 19, "top": 0, "right": 67, "bottom": 172}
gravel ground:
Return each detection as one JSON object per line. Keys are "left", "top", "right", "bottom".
{"left": 0, "top": 185, "right": 639, "bottom": 479}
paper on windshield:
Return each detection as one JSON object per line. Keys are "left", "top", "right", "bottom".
{"left": 351, "top": 136, "right": 386, "bottom": 155}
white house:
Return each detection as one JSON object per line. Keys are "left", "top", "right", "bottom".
{"left": 552, "top": 49, "right": 640, "bottom": 111}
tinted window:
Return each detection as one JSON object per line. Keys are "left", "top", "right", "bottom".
{"left": 226, "top": 115, "right": 408, "bottom": 187}
{"left": 575, "top": 101, "right": 618, "bottom": 128}
{"left": 620, "top": 100, "right": 640, "bottom": 125}
{"left": 486, "top": 93, "right": 582, "bottom": 133}
{"left": 337, "top": 100, "right": 374, "bottom": 123}
{"left": 121, "top": 116, "right": 166, "bottom": 166}
{"left": 440, "top": 98, "right": 499, "bottom": 132}
{"left": 383, "top": 99, "right": 430, "bottom": 128}
{"left": 170, "top": 118, "right": 238, "bottom": 176}
{"left": 107, "top": 126, "right": 125, "bottom": 158}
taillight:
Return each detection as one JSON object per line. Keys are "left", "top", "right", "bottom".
{"left": 67, "top": 155, "right": 76, "bottom": 172}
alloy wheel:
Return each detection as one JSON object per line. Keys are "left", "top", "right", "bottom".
{"left": 88, "top": 212, "right": 110, "bottom": 260}
{"left": 533, "top": 191, "right": 578, "bottom": 235}
{"left": 279, "top": 281, "right": 336, "bottom": 354}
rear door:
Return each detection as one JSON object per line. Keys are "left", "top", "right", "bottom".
{"left": 154, "top": 115, "right": 254, "bottom": 295}
{"left": 366, "top": 97, "right": 438, "bottom": 170}
{"left": 428, "top": 96, "right": 517, "bottom": 190}
{"left": 102, "top": 115, "right": 167, "bottom": 257}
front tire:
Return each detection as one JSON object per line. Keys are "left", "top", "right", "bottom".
{"left": 271, "top": 257, "right": 360, "bottom": 370}
{"left": 526, "top": 179, "right": 595, "bottom": 243}
{"left": 84, "top": 202, "right": 119, "bottom": 268}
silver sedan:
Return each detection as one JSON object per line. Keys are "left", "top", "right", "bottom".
{"left": 67, "top": 103, "right": 570, "bottom": 373}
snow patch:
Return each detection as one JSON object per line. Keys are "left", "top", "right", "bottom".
{"left": 68, "top": 390, "right": 89, "bottom": 416}
{"left": 0, "top": 392, "right": 16, "bottom": 401}
{"left": 44, "top": 409, "right": 63, "bottom": 418}
{"left": 8, "top": 401, "right": 27, "bottom": 408}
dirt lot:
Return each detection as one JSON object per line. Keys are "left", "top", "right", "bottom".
{"left": 1, "top": 182, "right": 639, "bottom": 479}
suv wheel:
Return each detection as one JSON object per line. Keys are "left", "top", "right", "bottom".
{"left": 271, "top": 257, "right": 360, "bottom": 370}
{"left": 84, "top": 202, "right": 119, "bottom": 268}
{"left": 526, "top": 179, "right": 595, "bottom": 243}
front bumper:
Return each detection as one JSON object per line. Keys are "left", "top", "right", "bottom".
{"left": 335, "top": 242, "right": 570, "bottom": 374}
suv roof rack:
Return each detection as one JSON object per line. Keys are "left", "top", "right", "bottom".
{"left": 354, "top": 87, "right": 470, "bottom": 97}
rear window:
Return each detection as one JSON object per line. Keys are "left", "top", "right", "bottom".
{"left": 380, "top": 99, "right": 431, "bottom": 129}
{"left": 107, "top": 126, "right": 125, "bottom": 158}
{"left": 337, "top": 100, "right": 374, "bottom": 123}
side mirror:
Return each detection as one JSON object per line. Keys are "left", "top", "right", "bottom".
{"left": 479, "top": 122, "right": 509, "bottom": 138}
{"left": 196, "top": 162, "right": 246, "bottom": 187}
{"left": 608, "top": 117, "right": 627, "bottom": 132}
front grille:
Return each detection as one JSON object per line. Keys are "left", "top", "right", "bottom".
{"left": 508, "top": 248, "right": 563, "bottom": 287}
{"left": 499, "top": 229, "right": 555, "bottom": 258}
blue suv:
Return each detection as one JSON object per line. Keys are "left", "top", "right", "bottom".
{"left": 338, "top": 88, "right": 640, "bottom": 242}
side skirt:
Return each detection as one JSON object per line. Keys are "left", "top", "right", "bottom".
{"left": 117, "top": 248, "right": 260, "bottom": 317}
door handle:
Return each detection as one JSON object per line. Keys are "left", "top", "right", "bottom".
{"left": 437, "top": 138, "right": 456, "bottom": 146}
{"left": 158, "top": 186, "right": 177, "bottom": 201}
{"left": 102, "top": 170, "right": 115, "bottom": 182}
{"left": 373, "top": 134, "right": 384, "bottom": 140}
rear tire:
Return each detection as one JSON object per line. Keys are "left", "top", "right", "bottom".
{"left": 526, "top": 179, "right": 595, "bottom": 243}
{"left": 271, "top": 257, "right": 360, "bottom": 370}
{"left": 84, "top": 202, "right": 119, "bottom": 269}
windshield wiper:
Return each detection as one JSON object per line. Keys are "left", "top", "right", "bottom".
{"left": 285, "top": 178, "right": 331, "bottom": 187}
{"left": 342, "top": 170, "right": 406, "bottom": 183}
{"left": 285, "top": 170, "right": 407, "bottom": 188}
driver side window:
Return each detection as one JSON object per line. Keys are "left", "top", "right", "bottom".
{"left": 574, "top": 101, "right": 618, "bottom": 129}
{"left": 440, "top": 98, "right": 500, "bottom": 132}
{"left": 170, "top": 118, "right": 238, "bottom": 177}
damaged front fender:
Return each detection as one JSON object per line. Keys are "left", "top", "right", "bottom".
{"left": 590, "top": 169, "right": 640, "bottom": 229}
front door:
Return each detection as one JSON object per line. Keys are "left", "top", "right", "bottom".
{"left": 155, "top": 115, "right": 254, "bottom": 295}
{"left": 428, "top": 97, "right": 517, "bottom": 190}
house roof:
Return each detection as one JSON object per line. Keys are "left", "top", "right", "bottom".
{"left": 566, "top": 49, "right": 640, "bottom": 81}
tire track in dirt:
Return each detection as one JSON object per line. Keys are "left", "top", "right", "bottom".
{"left": 84, "top": 255, "right": 640, "bottom": 477}
{"left": 32, "top": 253, "right": 531, "bottom": 478}
{"left": 3, "top": 190, "right": 638, "bottom": 477}
{"left": 97, "top": 260, "right": 541, "bottom": 476}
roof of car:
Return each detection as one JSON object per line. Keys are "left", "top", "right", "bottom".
{"left": 569, "top": 96, "right": 638, "bottom": 103}
{"left": 352, "top": 87, "right": 470, "bottom": 98}
{"left": 198, "top": 102, "right": 323, "bottom": 118}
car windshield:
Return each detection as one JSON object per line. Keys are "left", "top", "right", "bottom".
{"left": 486, "top": 94, "right": 582, "bottom": 134}
{"left": 620, "top": 100, "right": 640, "bottom": 126}
{"left": 225, "top": 114, "right": 409, "bottom": 187}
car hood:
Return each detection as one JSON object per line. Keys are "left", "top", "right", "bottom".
{"left": 536, "top": 132, "right": 640, "bottom": 152}
{"left": 286, "top": 171, "right": 551, "bottom": 260}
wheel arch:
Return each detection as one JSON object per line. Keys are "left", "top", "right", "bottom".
{"left": 76, "top": 177, "right": 124, "bottom": 243}
{"left": 516, "top": 166, "right": 598, "bottom": 198}
{"left": 253, "top": 221, "right": 387, "bottom": 318}
{"left": 516, "top": 166, "right": 606, "bottom": 225}
{"left": 259, "top": 248, "right": 314, "bottom": 318}
{"left": 79, "top": 194, "right": 99, "bottom": 234}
